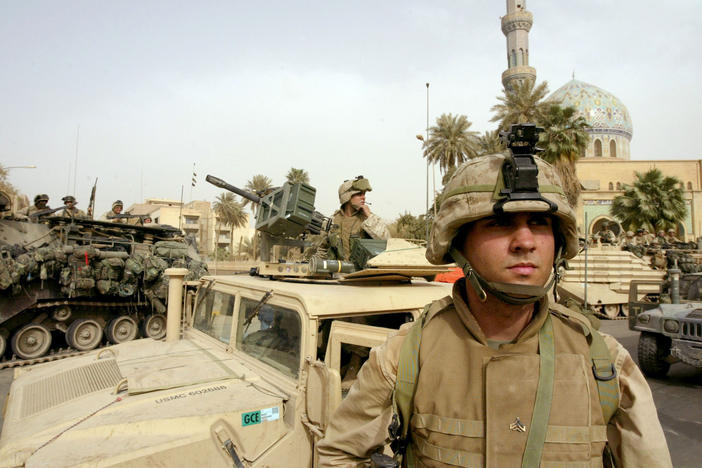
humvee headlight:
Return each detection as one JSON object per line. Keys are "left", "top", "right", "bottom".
{"left": 638, "top": 314, "right": 650, "bottom": 324}
{"left": 664, "top": 319, "right": 680, "bottom": 333}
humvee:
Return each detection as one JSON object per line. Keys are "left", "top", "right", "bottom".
{"left": 0, "top": 269, "right": 451, "bottom": 467}
{"left": 629, "top": 278, "right": 702, "bottom": 378}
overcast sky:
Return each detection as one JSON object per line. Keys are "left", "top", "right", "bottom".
{"left": 1, "top": 0, "right": 700, "bottom": 222}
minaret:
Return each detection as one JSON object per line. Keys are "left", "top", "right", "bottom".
{"left": 501, "top": 0, "right": 536, "bottom": 89}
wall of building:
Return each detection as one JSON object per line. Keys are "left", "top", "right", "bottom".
{"left": 126, "top": 198, "right": 255, "bottom": 257}
{"left": 575, "top": 159, "right": 702, "bottom": 240}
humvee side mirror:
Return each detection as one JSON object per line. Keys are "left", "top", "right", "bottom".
{"left": 305, "top": 358, "right": 342, "bottom": 430}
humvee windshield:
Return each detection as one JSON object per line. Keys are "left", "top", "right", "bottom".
{"left": 193, "top": 289, "right": 235, "bottom": 343}
{"left": 236, "top": 297, "right": 301, "bottom": 379}
{"left": 192, "top": 287, "right": 302, "bottom": 379}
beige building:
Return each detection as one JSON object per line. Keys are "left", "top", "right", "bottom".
{"left": 501, "top": 1, "right": 701, "bottom": 240}
{"left": 126, "top": 199, "right": 254, "bottom": 257}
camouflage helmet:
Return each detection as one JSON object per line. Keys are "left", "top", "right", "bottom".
{"left": 112, "top": 200, "right": 124, "bottom": 209}
{"left": 34, "top": 193, "right": 49, "bottom": 203}
{"left": 667, "top": 228, "right": 676, "bottom": 234}
{"left": 427, "top": 153, "right": 578, "bottom": 265}
{"left": 626, "top": 231, "right": 634, "bottom": 237}
{"left": 62, "top": 195, "right": 76, "bottom": 203}
{"left": 338, "top": 176, "right": 372, "bottom": 206}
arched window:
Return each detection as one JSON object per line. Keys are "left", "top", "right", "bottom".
{"left": 519, "top": 48, "right": 525, "bottom": 65}
{"left": 608, "top": 182, "right": 614, "bottom": 191}
{"left": 688, "top": 181, "right": 693, "bottom": 190}
{"left": 525, "top": 49, "right": 529, "bottom": 65}
{"left": 511, "top": 49, "right": 517, "bottom": 67}
{"left": 616, "top": 182, "right": 621, "bottom": 190}
{"left": 610, "top": 140, "right": 617, "bottom": 158}
{"left": 594, "top": 139, "right": 602, "bottom": 157}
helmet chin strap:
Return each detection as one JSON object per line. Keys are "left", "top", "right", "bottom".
{"left": 448, "top": 247, "right": 562, "bottom": 306}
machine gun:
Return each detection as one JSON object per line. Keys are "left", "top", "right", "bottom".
{"left": 106, "top": 213, "right": 152, "bottom": 225}
{"left": 206, "top": 175, "right": 331, "bottom": 262}
{"left": 29, "top": 206, "right": 68, "bottom": 218}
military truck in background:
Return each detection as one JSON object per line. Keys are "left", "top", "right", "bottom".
{"left": 628, "top": 269, "right": 702, "bottom": 378}
{"left": 0, "top": 213, "right": 208, "bottom": 362}
{"left": 0, "top": 176, "right": 452, "bottom": 467}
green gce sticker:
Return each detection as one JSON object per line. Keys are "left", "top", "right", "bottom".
{"left": 242, "top": 407, "right": 280, "bottom": 427}
{"left": 242, "top": 410, "right": 261, "bottom": 426}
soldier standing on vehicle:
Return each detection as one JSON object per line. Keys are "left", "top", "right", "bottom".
{"left": 60, "top": 195, "right": 86, "bottom": 219}
{"left": 665, "top": 228, "right": 681, "bottom": 244}
{"left": 317, "top": 150, "right": 671, "bottom": 467}
{"left": 23, "top": 194, "right": 50, "bottom": 217}
{"left": 319, "top": 176, "right": 390, "bottom": 261}
{"left": 104, "top": 200, "right": 127, "bottom": 223}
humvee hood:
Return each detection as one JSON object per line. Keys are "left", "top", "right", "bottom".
{"left": 0, "top": 338, "right": 289, "bottom": 468}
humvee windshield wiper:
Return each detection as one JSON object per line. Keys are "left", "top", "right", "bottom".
{"left": 243, "top": 290, "right": 274, "bottom": 333}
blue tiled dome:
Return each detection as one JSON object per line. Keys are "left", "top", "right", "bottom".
{"left": 549, "top": 79, "right": 633, "bottom": 140}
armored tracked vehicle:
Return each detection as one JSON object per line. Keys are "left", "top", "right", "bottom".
{"left": 0, "top": 255, "right": 452, "bottom": 467}
{"left": 0, "top": 215, "right": 207, "bottom": 362}
{"left": 0, "top": 174, "right": 454, "bottom": 466}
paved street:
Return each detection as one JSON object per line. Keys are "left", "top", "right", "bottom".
{"left": 1, "top": 321, "right": 700, "bottom": 466}
{"left": 600, "top": 320, "right": 702, "bottom": 468}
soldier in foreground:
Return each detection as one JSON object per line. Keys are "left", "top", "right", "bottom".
{"left": 104, "top": 199, "right": 127, "bottom": 223}
{"left": 318, "top": 133, "right": 671, "bottom": 467}
{"left": 22, "top": 193, "right": 50, "bottom": 217}
{"left": 320, "top": 175, "right": 390, "bottom": 260}
{"left": 60, "top": 195, "right": 86, "bottom": 219}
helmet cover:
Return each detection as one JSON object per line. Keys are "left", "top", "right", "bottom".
{"left": 338, "top": 176, "right": 372, "bottom": 206}
{"left": 426, "top": 153, "right": 578, "bottom": 265}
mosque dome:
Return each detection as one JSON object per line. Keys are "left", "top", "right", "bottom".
{"left": 548, "top": 79, "right": 633, "bottom": 140}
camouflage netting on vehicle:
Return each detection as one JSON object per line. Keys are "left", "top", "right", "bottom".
{"left": 0, "top": 238, "right": 208, "bottom": 313}
{"left": 666, "top": 250, "right": 701, "bottom": 273}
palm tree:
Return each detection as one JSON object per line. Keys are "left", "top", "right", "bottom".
{"left": 538, "top": 104, "right": 591, "bottom": 206}
{"left": 243, "top": 174, "right": 273, "bottom": 208}
{"left": 286, "top": 168, "right": 310, "bottom": 185}
{"left": 213, "top": 192, "right": 248, "bottom": 255}
{"left": 611, "top": 169, "right": 686, "bottom": 232}
{"left": 491, "top": 79, "right": 550, "bottom": 132}
{"left": 423, "top": 113, "right": 479, "bottom": 173}
{"left": 392, "top": 212, "right": 426, "bottom": 240}
{"left": 476, "top": 130, "right": 506, "bottom": 157}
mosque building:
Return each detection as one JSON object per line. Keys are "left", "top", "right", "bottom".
{"left": 501, "top": 0, "right": 702, "bottom": 240}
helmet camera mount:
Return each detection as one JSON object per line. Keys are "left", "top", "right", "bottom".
{"left": 494, "top": 124, "right": 558, "bottom": 215}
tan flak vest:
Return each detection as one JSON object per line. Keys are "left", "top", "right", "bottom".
{"left": 393, "top": 292, "right": 617, "bottom": 468}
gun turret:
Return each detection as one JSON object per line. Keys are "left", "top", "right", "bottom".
{"left": 207, "top": 174, "right": 331, "bottom": 262}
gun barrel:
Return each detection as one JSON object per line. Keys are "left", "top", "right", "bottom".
{"left": 206, "top": 175, "right": 261, "bottom": 204}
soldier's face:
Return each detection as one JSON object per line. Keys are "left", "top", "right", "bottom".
{"left": 65, "top": 201, "right": 74, "bottom": 208}
{"left": 349, "top": 191, "right": 366, "bottom": 208}
{"left": 36, "top": 200, "right": 47, "bottom": 208}
{"left": 460, "top": 212, "right": 555, "bottom": 289}
{"left": 114, "top": 205, "right": 122, "bottom": 214}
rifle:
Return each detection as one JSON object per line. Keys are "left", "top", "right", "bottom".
{"left": 106, "top": 213, "right": 152, "bottom": 225}
{"left": 29, "top": 206, "right": 67, "bottom": 218}
{"left": 87, "top": 178, "right": 98, "bottom": 219}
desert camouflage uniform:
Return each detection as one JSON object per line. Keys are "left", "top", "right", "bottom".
{"left": 325, "top": 209, "right": 390, "bottom": 261}
{"left": 317, "top": 281, "right": 673, "bottom": 467}
{"left": 61, "top": 207, "right": 86, "bottom": 219}
{"left": 318, "top": 152, "right": 671, "bottom": 467}
{"left": 103, "top": 209, "right": 127, "bottom": 223}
